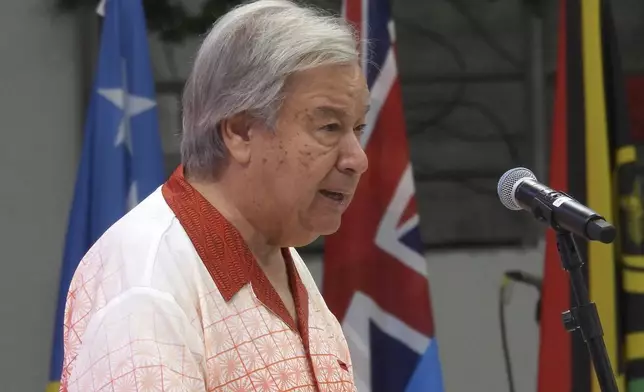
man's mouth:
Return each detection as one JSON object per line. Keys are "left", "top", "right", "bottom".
{"left": 319, "top": 189, "right": 346, "bottom": 203}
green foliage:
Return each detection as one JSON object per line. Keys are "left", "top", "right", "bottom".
{"left": 57, "top": 0, "right": 243, "bottom": 43}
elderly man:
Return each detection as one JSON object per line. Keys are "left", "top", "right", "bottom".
{"left": 59, "top": 0, "right": 369, "bottom": 391}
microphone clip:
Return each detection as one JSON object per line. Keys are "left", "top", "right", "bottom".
{"left": 530, "top": 197, "right": 557, "bottom": 230}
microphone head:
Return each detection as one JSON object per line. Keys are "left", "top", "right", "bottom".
{"left": 497, "top": 167, "right": 537, "bottom": 211}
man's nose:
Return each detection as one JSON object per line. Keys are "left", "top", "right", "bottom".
{"left": 337, "top": 132, "right": 368, "bottom": 175}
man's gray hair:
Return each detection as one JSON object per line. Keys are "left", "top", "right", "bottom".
{"left": 181, "top": 0, "right": 360, "bottom": 179}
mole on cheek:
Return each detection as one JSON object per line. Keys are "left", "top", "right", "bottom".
{"left": 277, "top": 146, "right": 287, "bottom": 166}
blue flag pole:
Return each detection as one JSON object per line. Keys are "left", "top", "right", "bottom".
{"left": 47, "top": 0, "right": 164, "bottom": 389}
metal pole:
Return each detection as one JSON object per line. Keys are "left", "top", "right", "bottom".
{"left": 73, "top": 5, "right": 101, "bottom": 146}
{"left": 522, "top": 0, "right": 548, "bottom": 245}
{"left": 527, "top": 0, "right": 547, "bottom": 183}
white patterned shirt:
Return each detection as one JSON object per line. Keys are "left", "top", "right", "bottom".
{"left": 59, "top": 166, "right": 356, "bottom": 392}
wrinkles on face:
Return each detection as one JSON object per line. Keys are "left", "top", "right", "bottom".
{"left": 245, "top": 63, "right": 369, "bottom": 246}
{"left": 289, "top": 107, "right": 338, "bottom": 169}
{"left": 298, "top": 144, "right": 312, "bottom": 169}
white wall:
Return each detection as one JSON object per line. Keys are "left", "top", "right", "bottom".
{"left": 0, "top": 1, "right": 84, "bottom": 391}
{"left": 303, "top": 243, "right": 545, "bottom": 392}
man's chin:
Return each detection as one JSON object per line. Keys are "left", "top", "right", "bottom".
{"left": 290, "top": 234, "right": 322, "bottom": 248}
{"left": 316, "top": 221, "right": 342, "bottom": 238}
{"left": 292, "top": 216, "right": 342, "bottom": 246}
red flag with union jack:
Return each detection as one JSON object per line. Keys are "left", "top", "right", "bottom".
{"left": 323, "top": 0, "right": 444, "bottom": 390}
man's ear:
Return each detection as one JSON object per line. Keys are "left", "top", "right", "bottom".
{"left": 220, "top": 113, "right": 253, "bottom": 165}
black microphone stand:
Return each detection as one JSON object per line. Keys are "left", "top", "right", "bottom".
{"left": 555, "top": 231, "right": 618, "bottom": 392}
{"left": 531, "top": 196, "right": 618, "bottom": 391}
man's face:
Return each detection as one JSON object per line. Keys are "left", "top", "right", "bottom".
{"left": 248, "top": 63, "right": 370, "bottom": 246}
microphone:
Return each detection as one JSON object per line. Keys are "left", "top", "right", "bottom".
{"left": 497, "top": 167, "right": 616, "bottom": 244}
{"left": 504, "top": 270, "right": 542, "bottom": 291}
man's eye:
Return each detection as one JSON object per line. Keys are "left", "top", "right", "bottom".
{"left": 355, "top": 124, "right": 367, "bottom": 135}
{"left": 320, "top": 123, "right": 341, "bottom": 132}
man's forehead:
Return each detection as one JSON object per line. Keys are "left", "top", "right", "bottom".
{"left": 311, "top": 104, "right": 371, "bottom": 117}
{"left": 285, "top": 64, "right": 369, "bottom": 98}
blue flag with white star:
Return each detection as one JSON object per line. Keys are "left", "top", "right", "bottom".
{"left": 47, "top": 0, "right": 164, "bottom": 389}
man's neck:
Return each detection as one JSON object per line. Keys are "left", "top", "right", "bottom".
{"left": 187, "top": 178, "right": 282, "bottom": 266}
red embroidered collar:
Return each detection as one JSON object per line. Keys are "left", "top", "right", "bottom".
{"left": 161, "top": 165, "right": 309, "bottom": 334}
